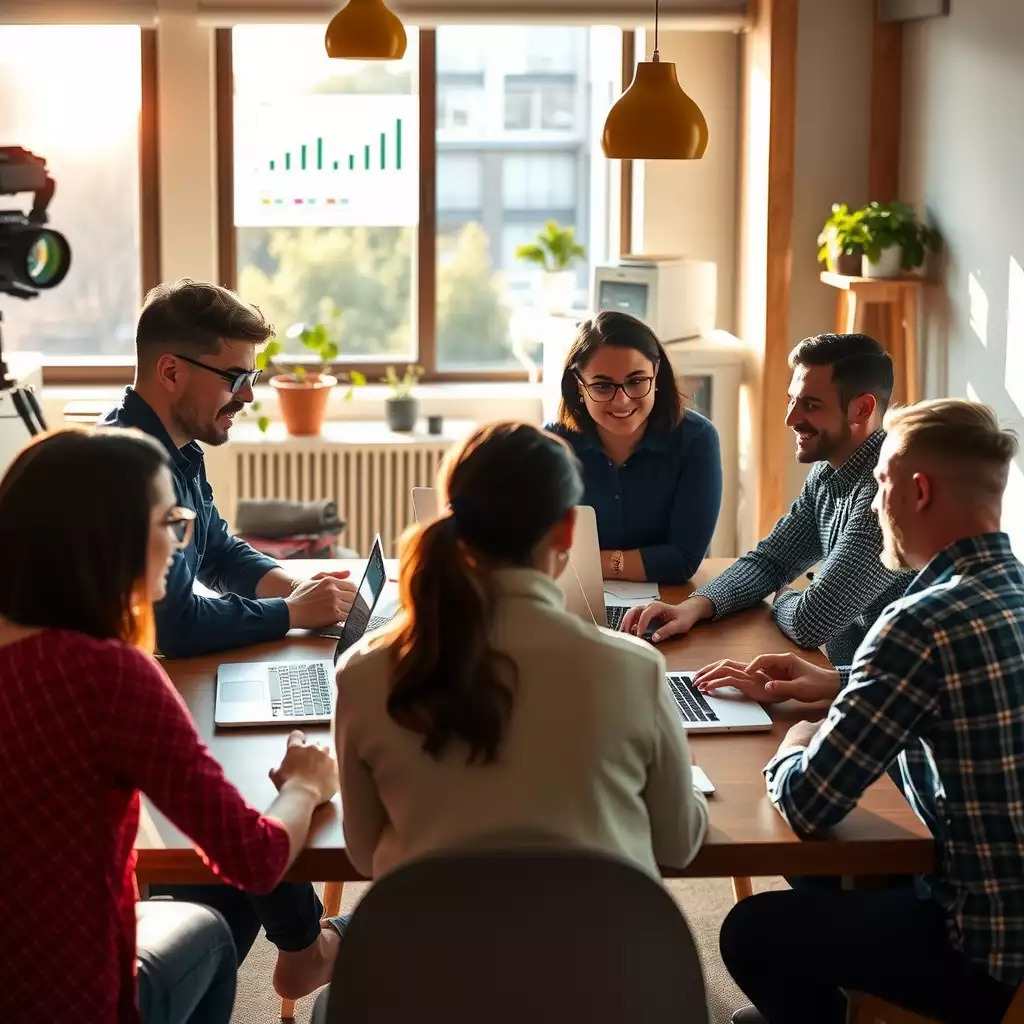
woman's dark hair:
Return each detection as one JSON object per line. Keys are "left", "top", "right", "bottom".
{"left": 557, "top": 310, "right": 683, "bottom": 434}
{"left": 388, "top": 421, "right": 584, "bottom": 764}
{"left": 0, "top": 427, "right": 170, "bottom": 650}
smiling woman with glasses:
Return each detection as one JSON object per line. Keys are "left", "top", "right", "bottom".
{"left": 547, "top": 310, "right": 723, "bottom": 585}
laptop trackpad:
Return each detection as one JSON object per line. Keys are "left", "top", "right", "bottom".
{"left": 221, "top": 679, "right": 265, "bottom": 703}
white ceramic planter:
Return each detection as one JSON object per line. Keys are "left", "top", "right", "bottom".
{"left": 539, "top": 270, "right": 578, "bottom": 314}
{"left": 862, "top": 246, "right": 904, "bottom": 279}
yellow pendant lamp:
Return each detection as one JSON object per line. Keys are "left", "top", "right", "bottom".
{"left": 602, "top": 0, "right": 708, "bottom": 160}
{"left": 325, "top": 0, "right": 407, "bottom": 61}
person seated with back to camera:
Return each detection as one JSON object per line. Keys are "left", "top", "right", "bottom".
{"left": 334, "top": 421, "right": 709, "bottom": 886}
{"left": 0, "top": 428, "right": 339, "bottom": 1024}
{"left": 546, "top": 310, "right": 722, "bottom": 585}
{"left": 717, "top": 400, "right": 1024, "bottom": 1024}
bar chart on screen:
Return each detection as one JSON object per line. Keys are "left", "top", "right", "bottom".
{"left": 234, "top": 94, "right": 420, "bottom": 228}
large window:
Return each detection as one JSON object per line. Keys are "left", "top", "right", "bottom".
{"left": 230, "top": 24, "right": 623, "bottom": 376}
{"left": 0, "top": 26, "right": 142, "bottom": 357}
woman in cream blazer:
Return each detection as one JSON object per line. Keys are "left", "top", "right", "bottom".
{"left": 334, "top": 421, "right": 708, "bottom": 882}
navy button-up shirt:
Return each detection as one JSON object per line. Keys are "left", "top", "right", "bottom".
{"left": 548, "top": 412, "right": 722, "bottom": 583}
{"left": 103, "top": 388, "right": 290, "bottom": 658}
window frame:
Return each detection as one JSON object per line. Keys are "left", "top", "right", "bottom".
{"left": 43, "top": 25, "right": 636, "bottom": 385}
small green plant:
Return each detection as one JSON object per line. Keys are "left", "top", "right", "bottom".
{"left": 514, "top": 220, "right": 587, "bottom": 273}
{"left": 818, "top": 202, "right": 939, "bottom": 272}
{"left": 246, "top": 312, "right": 366, "bottom": 433}
{"left": 816, "top": 203, "right": 862, "bottom": 268}
{"left": 381, "top": 364, "right": 424, "bottom": 399}
{"left": 853, "top": 201, "right": 940, "bottom": 271}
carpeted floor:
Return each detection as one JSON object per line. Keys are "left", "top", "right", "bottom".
{"left": 230, "top": 877, "right": 788, "bottom": 1023}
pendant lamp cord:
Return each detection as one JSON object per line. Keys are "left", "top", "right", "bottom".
{"left": 653, "top": 0, "right": 661, "bottom": 62}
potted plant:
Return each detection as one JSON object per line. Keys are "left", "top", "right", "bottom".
{"left": 255, "top": 318, "right": 365, "bottom": 436}
{"left": 382, "top": 364, "right": 424, "bottom": 432}
{"left": 515, "top": 220, "right": 587, "bottom": 315}
{"left": 853, "top": 201, "right": 940, "bottom": 278}
{"left": 816, "top": 203, "right": 863, "bottom": 276}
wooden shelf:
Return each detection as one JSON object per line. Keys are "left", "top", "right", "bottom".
{"left": 820, "top": 271, "right": 926, "bottom": 291}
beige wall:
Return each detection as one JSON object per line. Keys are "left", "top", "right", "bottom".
{"left": 901, "top": 0, "right": 1024, "bottom": 554}
{"left": 639, "top": 30, "right": 740, "bottom": 334}
{"left": 783, "top": 0, "right": 874, "bottom": 504}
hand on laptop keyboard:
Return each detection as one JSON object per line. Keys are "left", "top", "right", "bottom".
{"left": 286, "top": 576, "right": 358, "bottom": 630}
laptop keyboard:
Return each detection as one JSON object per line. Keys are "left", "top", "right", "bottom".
{"left": 606, "top": 605, "right": 626, "bottom": 630}
{"left": 367, "top": 612, "right": 392, "bottom": 631}
{"left": 667, "top": 673, "right": 719, "bottom": 725}
{"left": 269, "top": 662, "right": 332, "bottom": 719}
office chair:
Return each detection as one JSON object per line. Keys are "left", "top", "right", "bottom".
{"left": 846, "top": 986, "right": 1024, "bottom": 1024}
{"left": 311, "top": 847, "right": 709, "bottom": 1023}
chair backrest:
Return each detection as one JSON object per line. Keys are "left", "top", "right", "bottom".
{"left": 320, "top": 848, "right": 709, "bottom": 1023}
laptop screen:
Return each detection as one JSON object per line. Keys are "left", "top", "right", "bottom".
{"left": 333, "top": 536, "right": 387, "bottom": 660}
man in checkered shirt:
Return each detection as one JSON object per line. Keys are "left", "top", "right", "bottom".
{"left": 623, "top": 333, "right": 913, "bottom": 667}
{"left": 717, "top": 400, "right": 1024, "bottom": 1024}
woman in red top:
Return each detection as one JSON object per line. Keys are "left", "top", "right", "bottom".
{"left": 0, "top": 427, "right": 339, "bottom": 1024}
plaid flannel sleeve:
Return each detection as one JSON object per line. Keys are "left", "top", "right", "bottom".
{"left": 765, "top": 606, "right": 938, "bottom": 836}
{"left": 771, "top": 486, "right": 902, "bottom": 650}
{"left": 695, "top": 473, "right": 822, "bottom": 619}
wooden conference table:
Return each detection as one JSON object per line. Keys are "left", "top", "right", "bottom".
{"left": 134, "top": 558, "right": 933, "bottom": 887}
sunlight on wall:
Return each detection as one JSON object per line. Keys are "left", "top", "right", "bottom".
{"left": 1005, "top": 256, "right": 1024, "bottom": 417}
{"left": 968, "top": 271, "right": 989, "bottom": 348}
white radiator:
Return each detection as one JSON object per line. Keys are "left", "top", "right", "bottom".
{"left": 204, "top": 420, "right": 474, "bottom": 557}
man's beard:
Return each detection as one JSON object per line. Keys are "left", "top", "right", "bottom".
{"left": 880, "top": 515, "right": 912, "bottom": 572}
{"left": 794, "top": 420, "right": 852, "bottom": 464}
{"left": 171, "top": 398, "right": 244, "bottom": 448}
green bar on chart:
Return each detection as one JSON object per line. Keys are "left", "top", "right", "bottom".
{"left": 380, "top": 132, "right": 386, "bottom": 170}
{"left": 348, "top": 154, "right": 354, "bottom": 170}
{"left": 364, "top": 144, "right": 370, "bottom": 170}
{"left": 317, "top": 137, "right": 323, "bottom": 171}
{"left": 285, "top": 152, "right": 291, "bottom": 170}
{"left": 301, "top": 144, "right": 307, "bottom": 171}
{"left": 396, "top": 119, "right": 402, "bottom": 170}
{"left": 269, "top": 159, "right": 275, "bottom": 171}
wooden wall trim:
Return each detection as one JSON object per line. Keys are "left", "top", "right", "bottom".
{"left": 215, "top": 28, "right": 236, "bottom": 289}
{"left": 756, "top": 0, "right": 798, "bottom": 538}
{"left": 139, "top": 28, "right": 162, "bottom": 293}
{"left": 869, "top": 15, "right": 903, "bottom": 201}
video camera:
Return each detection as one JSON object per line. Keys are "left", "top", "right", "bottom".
{"left": 0, "top": 146, "right": 71, "bottom": 300}
{"left": 0, "top": 146, "right": 64, "bottom": 454}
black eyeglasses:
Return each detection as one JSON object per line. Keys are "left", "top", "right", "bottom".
{"left": 174, "top": 354, "right": 262, "bottom": 394}
{"left": 163, "top": 506, "right": 197, "bottom": 549}
{"left": 575, "top": 373, "right": 655, "bottom": 403}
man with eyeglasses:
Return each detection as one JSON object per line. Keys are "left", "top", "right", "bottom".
{"left": 622, "top": 333, "right": 914, "bottom": 672}
{"left": 104, "top": 278, "right": 358, "bottom": 660}
{"left": 102, "top": 278, "right": 356, "bottom": 999}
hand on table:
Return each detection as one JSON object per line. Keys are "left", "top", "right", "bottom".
{"left": 270, "top": 730, "right": 338, "bottom": 806}
{"left": 286, "top": 575, "right": 358, "bottom": 629}
{"left": 620, "top": 596, "right": 713, "bottom": 643}
{"left": 779, "top": 718, "right": 825, "bottom": 752}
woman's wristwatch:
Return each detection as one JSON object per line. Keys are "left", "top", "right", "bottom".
{"left": 610, "top": 549, "right": 624, "bottom": 577}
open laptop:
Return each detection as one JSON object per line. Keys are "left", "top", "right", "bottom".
{"left": 413, "top": 489, "right": 626, "bottom": 629}
{"left": 664, "top": 672, "right": 773, "bottom": 733}
{"left": 410, "top": 486, "right": 597, "bottom": 625}
{"left": 318, "top": 535, "right": 397, "bottom": 639}
{"left": 214, "top": 534, "right": 390, "bottom": 728}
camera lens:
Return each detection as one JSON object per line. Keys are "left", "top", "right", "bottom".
{"left": 0, "top": 223, "right": 71, "bottom": 293}
{"left": 25, "top": 228, "right": 71, "bottom": 288}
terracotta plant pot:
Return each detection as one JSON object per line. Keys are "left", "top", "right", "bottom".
{"left": 270, "top": 373, "right": 336, "bottom": 436}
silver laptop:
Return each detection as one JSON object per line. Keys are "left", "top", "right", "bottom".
{"left": 410, "top": 486, "right": 597, "bottom": 625}
{"left": 665, "top": 672, "right": 773, "bottom": 733}
{"left": 215, "top": 535, "right": 390, "bottom": 728}
{"left": 566, "top": 505, "right": 632, "bottom": 630}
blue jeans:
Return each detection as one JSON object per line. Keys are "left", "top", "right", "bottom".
{"left": 136, "top": 901, "right": 237, "bottom": 1024}
{"left": 149, "top": 882, "right": 324, "bottom": 962}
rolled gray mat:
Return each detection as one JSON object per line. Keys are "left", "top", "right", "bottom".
{"left": 234, "top": 498, "right": 344, "bottom": 539}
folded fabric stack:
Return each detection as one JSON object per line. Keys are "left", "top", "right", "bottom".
{"left": 235, "top": 498, "right": 348, "bottom": 560}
